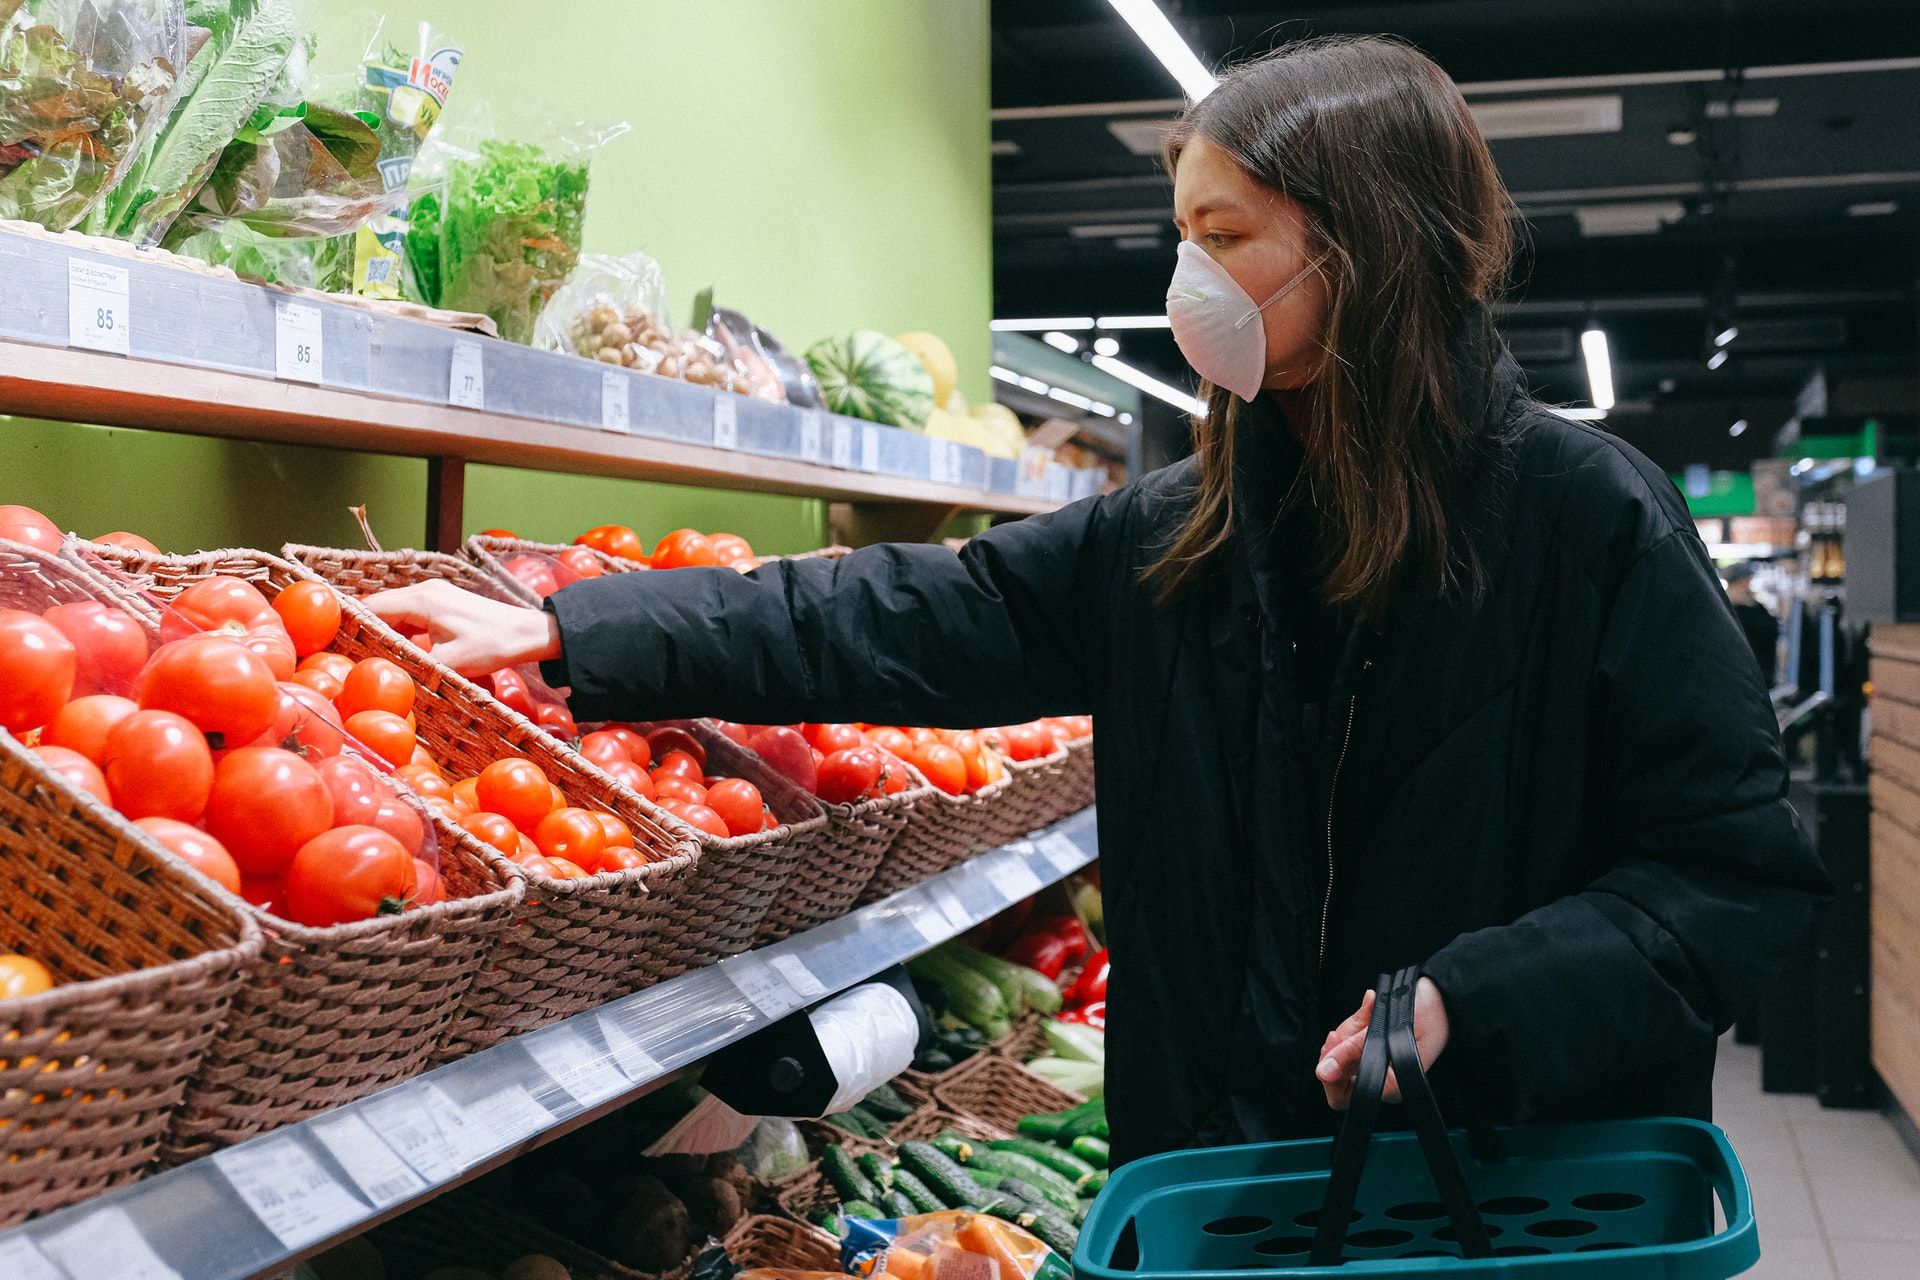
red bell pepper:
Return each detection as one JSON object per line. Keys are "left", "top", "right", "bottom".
{"left": 1068, "top": 947, "right": 1109, "bottom": 1008}
{"left": 1029, "top": 913, "right": 1089, "bottom": 962}
{"left": 1060, "top": 1000, "right": 1107, "bottom": 1030}
{"left": 1004, "top": 931, "right": 1072, "bottom": 980}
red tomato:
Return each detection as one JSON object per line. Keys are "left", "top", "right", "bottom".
{"left": 344, "top": 710, "right": 415, "bottom": 769}
{"left": 817, "top": 747, "right": 885, "bottom": 805}
{"left": 460, "top": 809, "right": 520, "bottom": 856}
{"left": 503, "top": 556, "right": 560, "bottom": 599}
{"left": 594, "top": 812, "right": 636, "bottom": 849}
{"left": 865, "top": 727, "right": 913, "bottom": 757}
{"left": 603, "top": 846, "right": 648, "bottom": 872}
{"left": 804, "top": 723, "right": 864, "bottom": 754}
{"left": 316, "top": 755, "right": 384, "bottom": 827}
{"left": 516, "top": 834, "right": 541, "bottom": 863}
{"left": 395, "top": 763, "right": 453, "bottom": 801}
{"left": 645, "top": 727, "right": 707, "bottom": 770}
{"left": 578, "top": 730, "right": 632, "bottom": 768}
{"left": 908, "top": 742, "right": 967, "bottom": 796}
{"left": 422, "top": 797, "right": 464, "bottom": 825}
{"left": 138, "top": 635, "right": 279, "bottom": 747}
{"left": 135, "top": 818, "right": 242, "bottom": 894}
{"left": 600, "top": 758, "right": 655, "bottom": 801}
{"left": 880, "top": 754, "right": 914, "bottom": 795}
{"left": 515, "top": 853, "right": 563, "bottom": 878}
{"left": 542, "top": 856, "right": 589, "bottom": 881}
{"left": 0, "top": 504, "right": 61, "bottom": 553}
{"left": 603, "top": 725, "right": 649, "bottom": 759}
{"left": 909, "top": 727, "right": 941, "bottom": 746}
{"left": 34, "top": 744, "right": 111, "bottom": 804}
{"left": 289, "top": 668, "right": 343, "bottom": 700}
{"left": 489, "top": 668, "right": 536, "bottom": 718}
{"left": 238, "top": 626, "right": 297, "bottom": 681}
{"left": 704, "top": 777, "right": 768, "bottom": 836}
{"left": 535, "top": 807, "right": 606, "bottom": 868}
{"left": 553, "top": 546, "right": 606, "bottom": 582}
{"left": 450, "top": 777, "right": 481, "bottom": 814}
{"left": 661, "top": 799, "right": 730, "bottom": 839}
{"left": 746, "top": 725, "right": 815, "bottom": 792}
{"left": 299, "top": 652, "right": 354, "bottom": 683}
{"left": 480, "top": 528, "right": 519, "bottom": 539}
{"left": 44, "top": 694, "right": 138, "bottom": 763}
{"left": 476, "top": 758, "right": 554, "bottom": 831}
{"left": 42, "top": 602, "right": 147, "bottom": 697}
{"left": 652, "top": 775, "right": 708, "bottom": 807}
{"left": 577, "top": 524, "right": 650, "bottom": 563}
{"left": 412, "top": 858, "right": 446, "bottom": 905}
{"left": 272, "top": 581, "right": 342, "bottom": 657}
{"left": 103, "top": 710, "right": 215, "bottom": 821}
{"left": 708, "top": 533, "right": 755, "bottom": 565}
{"left": 168, "top": 576, "right": 279, "bottom": 638}
{"left": 535, "top": 701, "right": 578, "bottom": 740}
{"left": 337, "top": 657, "right": 415, "bottom": 720}
{"left": 283, "top": 826, "right": 418, "bottom": 927}
{"left": 408, "top": 746, "right": 442, "bottom": 775}
{"left": 998, "top": 722, "right": 1055, "bottom": 763}
{"left": 239, "top": 879, "right": 280, "bottom": 913}
{"left": 274, "top": 683, "right": 348, "bottom": 760}
{"left": 93, "top": 531, "right": 160, "bottom": 555}
{"left": 651, "top": 749, "right": 704, "bottom": 781}
{"left": 205, "top": 747, "right": 335, "bottom": 878}
{"left": 0, "top": 609, "right": 75, "bottom": 732}
{"left": 711, "top": 720, "right": 754, "bottom": 747}
{"left": 369, "top": 795, "right": 426, "bottom": 856}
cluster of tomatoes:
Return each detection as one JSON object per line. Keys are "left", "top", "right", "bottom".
{"left": 0, "top": 503, "right": 159, "bottom": 559}
{"left": 574, "top": 723, "right": 779, "bottom": 841}
{"left": 711, "top": 718, "right": 1092, "bottom": 801}
{"left": 482, "top": 524, "right": 762, "bottom": 604}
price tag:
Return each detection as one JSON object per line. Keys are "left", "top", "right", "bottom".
{"left": 464, "top": 1085, "right": 551, "bottom": 1153}
{"left": 525, "top": 1025, "right": 630, "bottom": 1107}
{"left": 39, "top": 1207, "right": 181, "bottom": 1280}
{"left": 799, "top": 410, "right": 825, "bottom": 463}
{"left": 768, "top": 953, "right": 828, "bottom": 1000}
{"left": 928, "top": 440, "right": 952, "bottom": 485}
{"left": 448, "top": 338, "right": 485, "bottom": 408}
{"left": 997, "top": 852, "right": 1046, "bottom": 899}
{"left": 67, "top": 258, "right": 130, "bottom": 355}
{"left": 829, "top": 420, "right": 854, "bottom": 469}
{"left": 0, "top": 1236, "right": 65, "bottom": 1280}
{"left": 363, "top": 1086, "right": 460, "bottom": 1181}
{"left": 601, "top": 368, "right": 631, "bottom": 433}
{"left": 724, "top": 953, "right": 796, "bottom": 1018}
{"left": 713, "top": 396, "right": 740, "bottom": 450}
{"left": 274, "top": 300, "right": 323, "bottom": 382}
{"left": 1036, "top": 832, "right": 1086, "bottom": 873}
{"left": 215, "top": 1134, "right": 367, "bottom": 1250}
{"left": 861, "top": 425, "right": 881, "bottom": 473}
{"left": 1046, "top": 465, "right": 1072, "bottom": 503}
{"left": 310, "top": 1111, "right": 427, "bottom": 1209}
{"left": 911, "top": 899, "right": 951, "bottom": 945}
{"left": 931, "top": 883, "right": 974, "bottom": 933}
{"left": 597, "top": 1009, "right": 665, "bottom": 1080}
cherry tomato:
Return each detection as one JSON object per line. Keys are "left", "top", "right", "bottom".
{"left": 476, "top": 758, "right": 554, "bottom": 831}
{"left": 816, "top": 748, "right": 885, "bottom": 805}
{"left": 316, "top": 756, "right": 384, "bottom": 827}
{"left": 908, "top": 742, "right": 967, "bottom": 795}
{"left": 34, "top": 745, "right": 111, "bottom": 805}
{"left": 535, "top": 701, "right": 578, "bottom": 740}
{"left": 395, "top": 763, "right": 454, "bottom": 801}
{"left": 0, "top": 504, "right": 61, "bottom": 553}
{"left": 369, "top": 795, "right": 426, "bottom": 856}
{"left": 44, "top": 694, "right": 138, "bottom": 763}
{"left": 594, "top": 812, "right": 636, "bottom": 849}
{"left": 134, "top": 818, "right": 242, "bottom": 894}
{"left": 503, "top": 556, "right": 560, "bottom": 599}
{"left": 167, "top": 576, "right": 279, "bottom": 638}
{"left": 661, "top": 799, "right": 731, "bottom": 839}
{"left": 651, "top": 749, "right": 704, "bottom": 782}
{"left": 535, "top": 807, "right": 606, "bottom": 868}
{"left": 337, "top": 657, "right": 415, "bottom": 720}
{"left": 0, "top": 609, "right": 75, "bottom": 732}
{"left": 92, "top": 531, "right": 160, "bottom": 555}
{"left": 272, "top": 581, "right": 342, "bottom": 657}
{"left": 342, "top": 710, "right": 414, "bottom": 768}
{"left": 205, "top": 747, "right": 335, "bottom": 879}
{"left": 42, "top": 602, "right": 147, "bottom": 697}
{"left": 576, "top": 524, "right": 649, "bottom": 563}
{"left": 651, "top": 528, "right": 721, "bottom": 569}
{"left": 489, "top": 668, "right": 536, "bottom": 718}
{"left": 804, "top": 723, "right": 864, "bottom": 755}
{"left": 460, "top": 810, "right": 520, "bottom": 856}
{"left": 707, "top": 533, "right": 756, "bottom": 565}
{"left": 579, "top": 730, "right": 632, "bottom": 768}
{"left": 138, "top": 635, "right": 279, "bottom": 747}
{"left": 299, "top": 652, "right": 354, "bottom": 683}
{"left": 704, "top": 777, "right": 768, "bottom": 836}
{"left": 283, "top": 826, "right": 417, "bottom": 927}
{"left": 553, "top": 546, "right": 606, "bottom": 582}
{"left": 645, "top": 727, "right": 706, "bottom": 770}
{"left": 0, "top": 953, "right": 55, "bottom": 998}
{"left": 103, "top": 710, "right": 215, "bottom": 821}
{"left": 412, "top": 858, "right": 446, "bottom": 905}
{"left": 600, "top": 758, "right": 655, "bottom": 801}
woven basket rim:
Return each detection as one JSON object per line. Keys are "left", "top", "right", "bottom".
{"left": 631, "top": 720, "right": 831, "bottom": 853}
{"left": 466, "top": 532, "right": 647, "bottom": 576}
{"left": 281, "top": 540, "right": 544, "bottom": 608}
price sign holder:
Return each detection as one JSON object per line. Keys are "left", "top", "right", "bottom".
{"left": 67, "top": 258, "right": 129, "bottom": 356}
{"left": 274, "top": 300, "right": 323, "bottom": 383}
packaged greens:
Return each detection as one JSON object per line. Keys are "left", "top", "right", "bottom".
{"left": 340, "top": 15, "right": 458, "bottom": 297}
{"left": 0, "top": 0, "right": 188, "bottom": 230}
{"left": 163, "top": 96, "right": 385, "bottom": 246}
{"left": 169, "top": 216, "right": 350, "bottom": 287}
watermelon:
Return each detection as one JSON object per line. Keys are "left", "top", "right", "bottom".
{"left": 805, "top": 331, "right": 936, "bottom": 430}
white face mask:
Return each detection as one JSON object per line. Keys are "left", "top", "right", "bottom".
{"left": 1165, "top": 240, "right": 1323, "bottom": 401}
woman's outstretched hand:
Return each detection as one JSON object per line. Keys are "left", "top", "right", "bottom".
{"left": 1315, "top": 977, "right": 1450, "bottom": 1109}
{"left": 362, "top": 580, "right": 562, "bottom": 678}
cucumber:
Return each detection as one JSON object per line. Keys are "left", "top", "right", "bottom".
{"left": 887, "top": 1190, "right": 917, "bottom": 1218}
{"left": 931, "top": 1129, "right": 977, "bottom": 1163}
{"left": 1069, "top": 1136, "right": 1110, "bottom": 1169}
{"left": 967, "top": 1168, "right": 1009, "bottom": 1189}
{"left": 988, "top": 1138, "right": 1097, "bottom": 1182}
{"left": 810, "top": 1207, "right": 839, "bottom": 1231}
{"left": 859, "top": 1153, "right": 896, "bottom": 1194}
{"left": 987, "top": 1187, "right": 1082, "bottom": 1257}
{"left": 1081, "top": 1170, "right": 1109, "bottom": 1196}
{"left": 943, "top": 944, "right": 1064, "bottom": 1015}
{"left": 898, "top": 1142, "right": 980, "bottom": 1211}
{"left": 863, "top": 1084, "right": 916, "bottom": 1121}
{"left": 1016, "top": 1111, "right": 1071, "bottom": 1140}
{"left": 1060, "top": 1101, "right": 1108, "bottom": 1141}
{"left": 893, "top": 1168, "right": 945, "bottom": 1215}
{"left": 907, "top": 952, "right": 1007, "bottom": 1030}
{"left": 1022, "top": 1210, "right": 1080, "bottom": 1257}
{"left": 965, "top": 1151, "right": 1079, "bottom": 1212}
{"left": 823, "top": 1144, "right": 881, "bottom": 1206}
{"left": 842, "top": 1199, "right": 885, "bottom": 1221}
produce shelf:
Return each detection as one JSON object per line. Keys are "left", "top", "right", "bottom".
{"left": 0, "top": 808, "right": 1098, "bottom": 1280}
{"left": 0, "top": 230, "right": 1099, "bottom": 550}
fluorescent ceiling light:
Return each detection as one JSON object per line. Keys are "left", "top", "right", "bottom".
{"left": 1574, "top": 201, "right": 1684, "bottom": 236}
{"left": 1707, "top": 349, "right": 1729, "bottom": 370}
{"left": 1580, "top": 327, "right": 1615, "bottom": 412}
{"left": 1715, "top": 326, "right": 1739, "bottom": 347}
{"left": 989, "top": 365, "right": 1019, "bottom": 383}
{"left": 1069, "top": 221, "right": 1163, "bottom": 238}
{"left": 991, "top": 139, "right": 1021, "bottom": 157}
{"left": 1105, "top": 0, "right": 1217, "bottom": 101}
{"left": 1119, "top": 413, "right": 1135, "bottom": 424}
{"left": 1107, "top": 118, "right": 1174, "bottom": 156}
{"left": 1018, "top": 376, "right": 1051, "bottom": 394}
{"left": 990, "top": 317, "right": 1094, "bottom": 332}
{"left": 1091, "top": 353, "right": 1207, "bottom": 417}
{"left": 1049, "top": 387, "right": 1096, "bottom": 411}
{"left": 1468, "top": 94, "right": 1622, "bottom": 140}
{"left": 1730, "top": 419, "right": 1749, "bottom": 437}
{"left": 1096, "top": 314, "right": 1172, "bottom": 329}
{"left": 1703, "top": 97, "right": 1778, "bottom": 118}
{"left": 1093, "top": 336, "right": 1121, "bottom": 357}
{"left": 1042, "top": 331, "right": 1082, "bottom": 353}
{"left": 1115, "top": 235, "right": 1164, "bottom": 250}
{"left": 1849, "top": 200, "right": 1898, "bottom": 216}
{"left": 1554, "top": 406, "right": 1608, "bottom": 421}
{"left": 1089, "top": 401, "right": 1116, "bottom": 416}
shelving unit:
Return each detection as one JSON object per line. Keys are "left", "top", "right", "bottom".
{"left": 0, "top": 809, "right": 1098, "bottom": 1280}
{"left": 0, "top": 231, "right": 1102, "bottom": 550}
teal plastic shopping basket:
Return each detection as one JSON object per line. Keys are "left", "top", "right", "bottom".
{"left": 1076, "top": 967, "right": 1758, "bottom": 1278}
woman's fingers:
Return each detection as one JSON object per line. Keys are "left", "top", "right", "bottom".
{"left": 362, "top": 581, "right": 562, "bottom": 677}
{"left": 361, "top": 581, "right": 447, "bottom": 631}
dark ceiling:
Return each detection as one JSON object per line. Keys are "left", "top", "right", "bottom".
{"left": 989, "top": 0, "right": 1920, "bottom": 472}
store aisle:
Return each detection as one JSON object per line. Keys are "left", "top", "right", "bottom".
{"left": 1714, "top": 1037, "right": 1920, "bottom": 1278}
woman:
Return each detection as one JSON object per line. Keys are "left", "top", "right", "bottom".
{"left": 370, "top": 36, "right": 1827, "bottom": 1165}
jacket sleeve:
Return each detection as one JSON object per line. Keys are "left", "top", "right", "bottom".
{"left": 1422, "top": 530, "right": 1831, "bottom": 1120}
{"left": 542, "top": 492, "right": 1122, "bottom": 727}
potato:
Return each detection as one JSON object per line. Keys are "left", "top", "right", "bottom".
{"left": 502, "top": 1257, "right": 572, "bottom": 1280}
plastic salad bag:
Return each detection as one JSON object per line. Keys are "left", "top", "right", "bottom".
{"left": 0, "top": 0, "right": 188, "bottom": 230}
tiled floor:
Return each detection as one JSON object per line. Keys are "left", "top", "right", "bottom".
{"left": 1715, "top": 1036, "right": 1920, "bottom": 1278}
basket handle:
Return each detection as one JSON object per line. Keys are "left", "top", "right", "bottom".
{"left": 1307, "top": 966, "right": 1492, "bottom": 1266}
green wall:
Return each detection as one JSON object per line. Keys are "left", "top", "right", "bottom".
{"left": 4, "top": 0, "right": 993, "bottom": 555}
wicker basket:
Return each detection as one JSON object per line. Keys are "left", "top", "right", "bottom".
{"left": 725, "top": 1214, "right": 840, "bottom": 1271}
{"left": 757, "top": 766, "right": 932, "bottom": 944}
{"left": 368, "top": 1188, "right": 662, "bottom": 1280}
{"left": 67, "top": 542, "right": 694, "bottom": 1068}
{"left": 860, "top": 772, "right": 1013, "bottom": 904}
{"left": 0, "top": 731, "right": 261, "bottom": 1225}
{"left": 284, "top": 541, "right": 542, "bottom": 607}
{"left": 465, "top": 532, "right": 647, "bottom": 583}
{"left": 775, "top": 1108, "right": 1011, "bottom": 1224}
{"left": 980, "top": 743, "right": 1073, "bottom": 848}
{"left": 1048, "top": 735, "right": 1096, "bottom": 825}
{"left": 932, "top": 1055, "right": 1088, "bottom": 1132}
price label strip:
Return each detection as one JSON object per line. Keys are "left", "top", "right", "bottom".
{"left": 601, "top": 368, "right": 631, "bottom": 433}
{"left": 310, "top": 1110, "right": 427, "bottom": 1209}
{"left": 362, "top": 1085, "right": 461, "bottom": 1182}
{"left": 929, "top": 440, "right": 952, "bottom": 485}
{"left": 463, "top": 1085, "right": 552, "bottom": 1154}
{"left": 0, "top": 1236, "right": 65, "bottom": 1280}
{"left": 598, "top": 1008, "right": 666, "bottom": 1080}
{"left": 274, "top": 300, "right": 323, "bottom": 383}
{"left": 799, "top": 411, "right": 825, "bottom": 464}
{"left": 931, "top": 882, "right": 975, "bottom": 934}
{"left": 861, "top": 425, "right": 881, "bottom": 473}
{"left": 767, "top": 953, "right": 828, "bottom": 1001}
{"left": 39, "top": 1206, "right": 182, "bottom": 1280}
{"left": 996, "top": 851, "right": 1047, "bottom": 899}
{"left": 1036, "top": 832, "right": 1087, "bottom": 873}
{"left": 713, "top": 396, "right": 740, "bottom": 450}
{"left": 830, "top": 420, "right": 855, "bottom": 469}
{"left": 215, "top": 1134, "right": 368, "bottom": 1251}
{"left": 524, "top": 1024, "right": 631, "bottom": 1107}
{"left": 67, "top": 258, "right": 130, "bottom": 356}
{"left": 724, "top": 953, "right": 798, "bottom": 1018}
{"left": 448, "top": 338, "right": 486, "bottom": 408}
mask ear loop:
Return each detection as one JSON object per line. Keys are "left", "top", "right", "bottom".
{"left": 1234, "top": 255, "right": 1326, "bottom": 330}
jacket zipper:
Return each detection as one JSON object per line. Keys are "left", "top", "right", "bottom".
{"left": 1318, "top": 658, "right": 1370, "bottom": 965}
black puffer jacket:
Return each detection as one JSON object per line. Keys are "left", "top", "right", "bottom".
{"left": 546, "top": 329, "right": 1829, "bottom": 1166}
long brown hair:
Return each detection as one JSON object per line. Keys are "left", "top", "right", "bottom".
{"left": 1148, "top": 35, "right": 1516, "bottom": 616}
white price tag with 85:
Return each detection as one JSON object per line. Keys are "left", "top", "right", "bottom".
{"left": 713, "top": 396, "right": 739, "bottom": 450}
{"left": 601, "top": 368, "right": 631, "bottom": 433}
{"left": 39, "top": 1206, "right": 181, "bottom": 1280}
{"left": 799, "top": 410, "right": 825, "bottom": 463}
{"left": 67, "top": 258, "right": 129, "bottom": 355}
{"left": 0, "top": 1237, "right": 65, "bottom": 1280}
{"left": 215, "top": 1134, "right": 367, "bottom": 1250}
{"left": 597, "top": 1009, "right": 666, "bottom": 1080}
{"left": 275, "top": 300, "right": 323, "bottom": 382}
{"left": 448, "top": 338, "right": 485, "bottom": 408}
{"left": 310, "top": 1110, "right": 427, "bottom": 1209}
{"left": 524, "top": 1024, "right": 630, "bottom": 1107}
